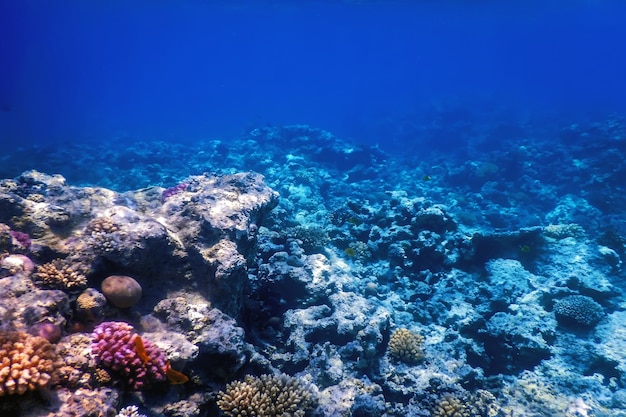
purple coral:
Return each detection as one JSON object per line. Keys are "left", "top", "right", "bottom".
{"left": 9, "top": 230, "right": 31, "bottom": 251}
{"left": 91, "top": 321, "right": 167, "bottom": 390}
{"left": 161, "top": 182, "right": 188, "bottom": 203}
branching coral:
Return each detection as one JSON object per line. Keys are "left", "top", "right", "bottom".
{"left": 32, "top": 258, "right": 88, "bottom": 291}
{"left": 0, "top": 331, "right": 62, "bottom": 396}
{"left": 116, "top": 405, "right": 147, "bottom": 417}
{"left": 91, "top": 321, "right": 167, "bottom": 390}
{"left": 84, "top": 216, "right": 123, "bottom": 253}
{"left": 217, "top": 374, "right": 316, "bottom": 417}
{"left": 388, "top": 328, "right": 425, "bottom": 364}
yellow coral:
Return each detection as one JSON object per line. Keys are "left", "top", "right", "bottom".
{"left": 430, "top": 394, "right": 470, "bottom": 417}
{"left": 388, "top": 328, "right": 424, "bottom": 364}
{"left": 217, "top": 374, "right": 316, "bottom": 417}
{"left": 0, "top": 331, "right": 62, "bottom": 396}
{"left": 75, "top": 289, "right": 106, "bottom": 322}
{"left": 544, "top": 223, "right": 585, "bottom": 239}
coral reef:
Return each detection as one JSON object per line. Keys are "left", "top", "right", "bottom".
{"left": 8, "top": 230, "right": 31, "bottom": 252}
{"left": 217, "top": 374, "right": 316, "bottom": 417}
{"left": 28, "top": 321, "right": 62, "bottom": 343}
{"left": 161, "top": 182, "right": 188, "bottom": 203}
{"left": 1, "top": 118, "right": 626, "bottom": 415}
{"left": 0, "top": 330, "right": 61, "bottom": 396}
{"left": 91, "top": 321, "right": 167, "bottom": 390}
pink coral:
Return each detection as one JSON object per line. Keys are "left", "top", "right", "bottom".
{"left": 91, "top": 321, "right": 167, "bottom": 390}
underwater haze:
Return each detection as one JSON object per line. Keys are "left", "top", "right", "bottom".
{"left": 2, "top": 0, "right": 626, "bottom": 147}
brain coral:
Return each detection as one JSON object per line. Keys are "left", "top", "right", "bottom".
{"left": 91, "top": 321, "right": 167, "bottom": 390}
{"left": 554, "top": 295, "right": 605, "bottom": 327}
{"left": 0, "top": 331, "right": 61, "bottom": 396}
{"left": 388, "top": 328, "right": 425, "bottom": 364}
{"left": 217, "top": 374, "right": 316, "bottom": 417}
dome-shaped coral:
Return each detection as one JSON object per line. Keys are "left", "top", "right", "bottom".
{"left": 554, "top": 295, "right": 605, "bottom": 328}
{"left": 91, "top": 321, "right": 167, "bottom": 390}
{"left": 100, "top": 275, "right": 142, "bottom": 309}
{"left": 217, "top": 374, "right": 316, "bottom": 417}
{"left": 0, "top": 331, "right": 62, "bottom": 396}
{"left": 430, "top": 394, "right": 470, "bottom": 417}
{"left": 388, "top": 328, "right": 424, "bottom": 364}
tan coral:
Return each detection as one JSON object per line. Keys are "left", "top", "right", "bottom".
{"left": 33, "top": 259, "right": 88, "bottom": 291}
{"left": 217, "top": 374, "right": 316, "bottom": 417}
{"left": 0, "top": 331, "right": 62, "bottom": 396}
{"left": 83, "top": 216, "right": 125, "bottom": 254}
{"left": 430, "top": 394, "right": 470, "bottom": 417}
{"left": 388, "top": 328, "right": 425, "bottom": 364}
{"left": 85, "top": 217, "right": 120, "bottom": 235}
{"left": 544, "top": 223, "right": 585, "bottom": 239}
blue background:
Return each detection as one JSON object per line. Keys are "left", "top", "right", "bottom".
{"left": 2, "top": 0, "right": 626, "bottom": 146}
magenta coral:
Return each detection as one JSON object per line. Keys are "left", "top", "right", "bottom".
{"left": 91, "top": 321, "right": 167, "bottom": 390}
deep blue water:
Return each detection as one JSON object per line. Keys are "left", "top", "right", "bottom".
{"left": 1, "top": 0, "right": 626, "bottom": 149}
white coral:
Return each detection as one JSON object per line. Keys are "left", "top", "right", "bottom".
{"left": 116, "top": 405, "right": 147, "bottom": 417}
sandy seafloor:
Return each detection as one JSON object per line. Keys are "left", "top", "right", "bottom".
{"left": 1, "top": 113, "right": 626, "bottom": 417}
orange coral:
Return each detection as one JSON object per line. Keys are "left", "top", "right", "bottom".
{"left": 0, "top": 331, "right": 62, "bottom": 396}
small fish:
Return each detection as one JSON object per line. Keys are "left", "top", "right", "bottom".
{"left": 134, "top": 335, "right": 151, "bottom": 364}
{"left": 134, "top": 334, "right": 189, "bottom": 384}
{"left": 165, "top": 361, "right": 189, "bottom": 384}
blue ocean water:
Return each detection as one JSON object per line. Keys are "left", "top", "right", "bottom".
{"left": 2, "top": 0, "right": 625, "bottom": 149}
